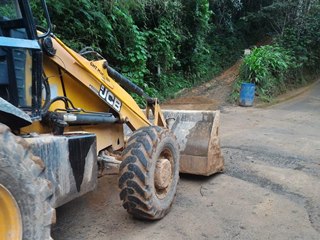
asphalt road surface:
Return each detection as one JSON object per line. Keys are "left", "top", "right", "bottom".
{"left": 52, "top": 81, "right": 320, "bottom": 240}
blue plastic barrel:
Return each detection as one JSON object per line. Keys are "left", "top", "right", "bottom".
{"left": 239, "top": 83, "right": 255, "bottom": 106}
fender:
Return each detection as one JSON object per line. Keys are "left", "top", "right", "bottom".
{"left": 26, "top": 133, "right": 98, "bottom": 208}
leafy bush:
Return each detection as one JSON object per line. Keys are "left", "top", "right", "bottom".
{"left": 231, "top": 45, "right": 295, "bottom": 102}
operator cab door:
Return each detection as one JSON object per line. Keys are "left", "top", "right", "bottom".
{"left": 0, "top": 0, "right": 42, "bottom": 119}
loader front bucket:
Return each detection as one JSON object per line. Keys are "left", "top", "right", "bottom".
{"left": 162, "top": 110, "right": 224, "bottom": 176}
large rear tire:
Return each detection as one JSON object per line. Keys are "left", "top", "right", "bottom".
{"left": 0, "top": 124, "right": 55, "bottom": 240}
{"left": 119, "top": 126, "right": 179, "bottom": 220}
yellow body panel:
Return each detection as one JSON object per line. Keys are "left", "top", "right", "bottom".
{"left": 66, "top": 124, "right": 124, "bottom": 152}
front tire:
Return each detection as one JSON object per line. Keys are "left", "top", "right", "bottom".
{"left": 0, "top": 124, "right": 55, "bottom": 240}
{"left": 119, "top": 126, "right": 180, "bottom": 220}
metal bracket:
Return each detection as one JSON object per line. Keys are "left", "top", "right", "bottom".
{"left": 98, "top": 155, "right": 121, "bottom": 176}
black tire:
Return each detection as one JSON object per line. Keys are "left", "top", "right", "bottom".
{"left": 119, "top": 126, "right": 180, "bottom": 220}
{"left": 0, "top": 124, "right": 55, "bottom": 240}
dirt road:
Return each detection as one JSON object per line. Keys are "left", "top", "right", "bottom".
{"left": 52, "top": 81, "right": 320, "bottom": 240}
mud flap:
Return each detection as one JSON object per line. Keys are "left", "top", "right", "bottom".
{"left": 163, "top": 110, "right": 224, "bottom": 176}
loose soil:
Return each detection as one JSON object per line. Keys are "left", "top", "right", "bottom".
{"left": 163, "top": 60, "right": 241, "bottom": 110}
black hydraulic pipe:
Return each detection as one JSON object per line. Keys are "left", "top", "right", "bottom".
{"left": 62, "top": 113, "right": 118, "bottom": 124}
{"left": 46, "top": 112, "right": 119, "bottom": 125}
{"left": 104, "top": 63, "right": 152, "bottom": 101}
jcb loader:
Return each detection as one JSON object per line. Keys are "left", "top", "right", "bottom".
{"left": 0, "top": 0, "right": 224, "bottom": 239}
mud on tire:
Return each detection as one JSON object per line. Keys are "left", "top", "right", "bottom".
{"left": 119, "top": 126, "right": 180, "bottom": 220}
{"left": 0, "top": 124, "right": 55, "bottom": 240}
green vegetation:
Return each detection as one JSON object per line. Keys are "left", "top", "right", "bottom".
{"left": 0, "top": 1, "right": 18, "bottom": 19}
{"left": 231, "top": 45, "right": 296, "bottom": 102}
{"left": 30, "top": 0, "right": 320, "bottom": 102}
{"left": 232, "top": 0, "right": 320, "bottom": 102}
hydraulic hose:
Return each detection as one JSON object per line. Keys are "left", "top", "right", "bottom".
{"left": 103, "top": 63, "right": 152, "bottom": 102}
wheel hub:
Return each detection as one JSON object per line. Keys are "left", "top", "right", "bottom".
{"left": 155, "top": 158, "right": 172, "bottom": 190}
{"left": 0, "top": 184, "right": 22, "bottom": 240}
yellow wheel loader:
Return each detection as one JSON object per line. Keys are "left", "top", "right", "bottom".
{"left": 0, "top": 0, "right": 224, "bottom": 239}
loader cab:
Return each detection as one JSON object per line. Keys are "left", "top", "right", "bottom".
{"left": 0, "top": 0, "right": 51, "bottom": 120}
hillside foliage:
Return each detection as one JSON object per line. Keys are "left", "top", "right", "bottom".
{"left": 31, "top": 0, "right": 320, "bottom": 102}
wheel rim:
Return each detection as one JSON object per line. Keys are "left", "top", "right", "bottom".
{"left": 154, "top": 148, "right": 174, "bottom": 199}
{"left": 0, "top": 184, "right": 22, "bottom": 240}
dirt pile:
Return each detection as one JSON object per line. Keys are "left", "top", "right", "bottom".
{"left": 163, "top": 60, "right": 241, "bottom": 110}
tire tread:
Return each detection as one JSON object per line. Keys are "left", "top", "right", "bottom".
{"left": 119, "top": 126, "right": 179, "bottom": 220}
